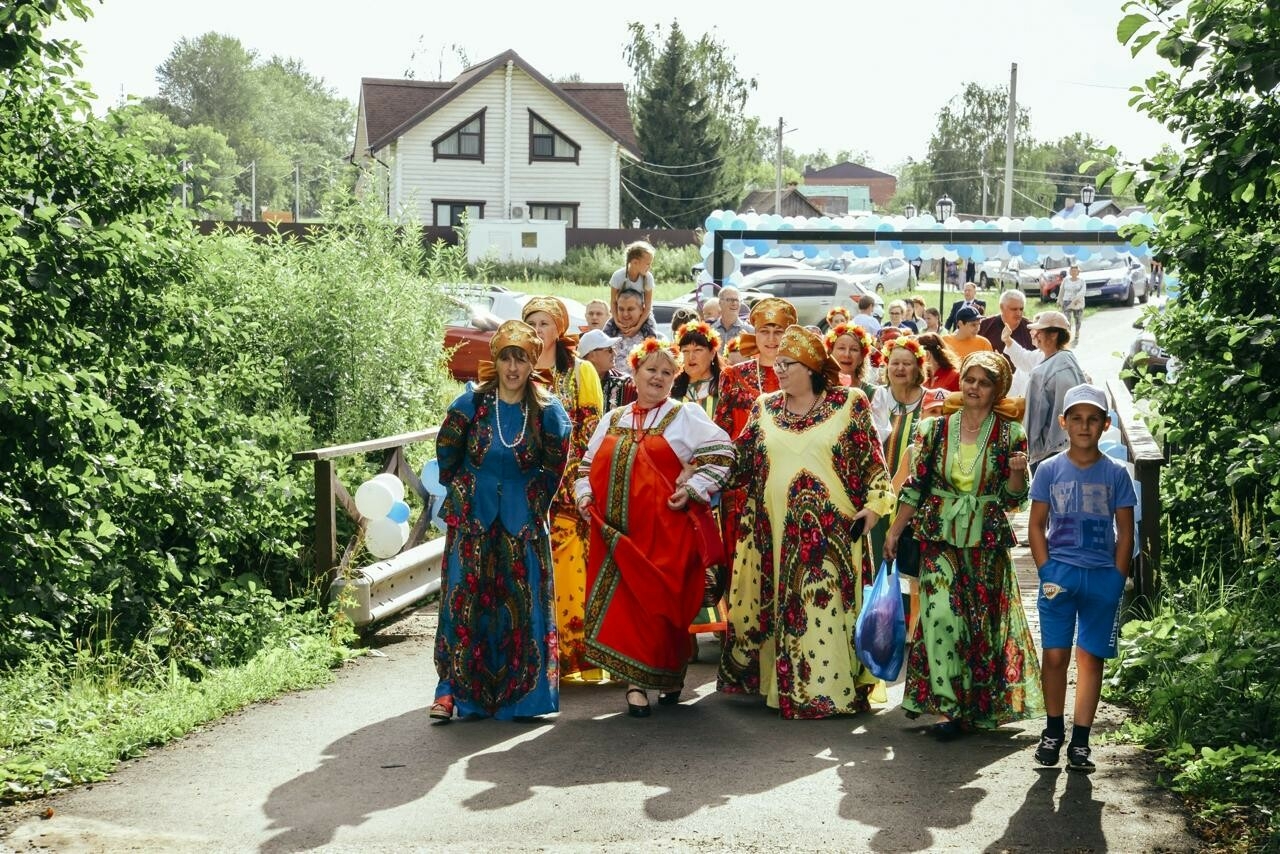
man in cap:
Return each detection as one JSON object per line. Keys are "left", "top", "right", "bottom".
{"left": 942, "top": 305, "right": 994, "bottom": 360}
{"left": 578, "top": 328, "right": 634, "bottom": 412}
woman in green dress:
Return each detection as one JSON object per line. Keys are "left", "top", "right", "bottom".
{"left": 885, "top": 351, "right": 1043, "bottom": 739}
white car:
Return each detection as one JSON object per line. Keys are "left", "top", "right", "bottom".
{"left": 997, "top": 259, "right": 1045, "bottom": 294}
{"left": 737, "top": 269, "right": 884, "bottom": 328}
{"left": 444, "top": 284, "right": 587, "bottom": 330}
{"left": 839, "top": 257, "right": 914, "bottom": 294}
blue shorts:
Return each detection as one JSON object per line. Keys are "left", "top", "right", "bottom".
{"left": 1037, "top": 558, "right": 1126, "bottom": 658}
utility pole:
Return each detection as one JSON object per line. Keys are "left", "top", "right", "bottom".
{"left": 293, "top": 165, "right": 300, "bottom": 221}
{"left": 1002, "top": 63, "right": 1017, "bottom": 217}
{"left": 250, "top": 160, "right": 257, "bottom": 221}
{"left": 775, "top": 117, "right": 783, "bottom": 215}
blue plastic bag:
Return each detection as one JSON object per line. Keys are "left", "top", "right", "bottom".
{"left": 855, "top": 559, "right": 907, "bottom": 681}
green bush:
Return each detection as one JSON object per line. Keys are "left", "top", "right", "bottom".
{"left": 478, "top": 242, "right": 701, "bottom": 288}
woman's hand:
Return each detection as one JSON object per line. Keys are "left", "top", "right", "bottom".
{"left": 667, "top": 487, "right": 692, "bottom": 511}
{"left": 1008, "top": 450, "right": 1029, "bottom": 474}
{"left": 883, "top": 528, "right": 899, "bottom": 561}
{"left": 675, "top": 462, "right": 696, "bottom": 487}
{"left": 853, "top": 507, "right": 880, "bottom": 534}
{"left": 576, "top": 494, "right": 593, "bottom": 521}
{"left": 1001, "top": 324, "right": 1014, "bottom": 346}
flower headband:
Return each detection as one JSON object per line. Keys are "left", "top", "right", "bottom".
{"left": 882, "top": 335, "right": 926, "bottom": 368}
{"left": 824, "top": 321, "right": 874, "bottom": 355}
{"left": 627, "top": 337, "right": 681, "bottom": 372}
{"left": 676, "top": 320, "right": 722, "bottom": 353}
{"left": 825, "top": 306, "right": 852, "bottom": 327}
{"left": 725, "top": 335, "right": 742, "bottom": 353}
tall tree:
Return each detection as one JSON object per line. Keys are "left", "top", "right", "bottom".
{"left": 623, "top": 21, "right": 761, "bottom": 223}
{"left": 624, "top": 23, "right": 723, "bottom": 228}
{"left": 144, "top": 33, "right": 353, "bottom": 218}
{"left": 925, "top": 82, "right": 1033, "bottom": 215}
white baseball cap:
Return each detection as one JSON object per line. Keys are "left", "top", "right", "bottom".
{"left": 577, "top": 328, "right": 621, "bottom": 357}
{"left": 1062, "top": 383, "right": 1108, "bottom": 415}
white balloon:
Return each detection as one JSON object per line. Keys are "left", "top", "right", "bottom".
{"left": 372, "top": 473, "right": 405, "bottom": 503}
{"left": 366, "top": 516, "right": 406, "bottom": 559}
{"left": 355, "top": 479, "right": 395, "bottom": 519}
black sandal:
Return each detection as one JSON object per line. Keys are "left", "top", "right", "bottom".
{"left": 929, "top": 720, "right": 965, "bottom": 741}
{"left": 625, "top": 687, "right": 651, "bottom": 718}
{"left": 658, "top": 689, "right": 682, "bottom": 706}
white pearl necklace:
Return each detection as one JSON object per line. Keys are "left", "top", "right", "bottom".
{"left": 495, "top": 398, "right": 528, "bottom": 448}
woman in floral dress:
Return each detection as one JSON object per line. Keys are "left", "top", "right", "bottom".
{"left": 522, "top": 296, "right": 605, "bottom": 682}
{"left": 713, "top": 297, "right": 796, "bottom": 560}
{"left": 431, "top": 320, "right": 572, "bottom": 722}
{"left": 885, "top": 351, "right": 1044, "bottom": 738}
{"left": 718, "top": 325, "right": 895, "bottom": 719}
{"left": 825, "top": 320, "right": 877, "bottom": 399}
{"left": 576, "top": 338, "right": 733, "bottom": 717}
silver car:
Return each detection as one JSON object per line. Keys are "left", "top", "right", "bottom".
{"left": 839, "top": 256, "right": 914, "bottom": 294}
{"left": 737, "top": 269, "right": 884, "bottom": 328}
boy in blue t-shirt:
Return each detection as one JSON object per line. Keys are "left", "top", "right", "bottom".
{"left": 1028, "top": 384, "right": 1136, "bottom": 772}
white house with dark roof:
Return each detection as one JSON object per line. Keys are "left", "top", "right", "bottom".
{"left": 352, "top": 50, "right": 640, "bottom": 228}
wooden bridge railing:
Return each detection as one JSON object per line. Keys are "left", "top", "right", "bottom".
{"left": 1107, "top": 379, "right": 1165, "bottom": 609}
{"left": 292, "top": 429, "right": 441, "bottom": 588}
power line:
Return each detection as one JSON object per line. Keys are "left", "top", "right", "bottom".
{"left": 627, "top": 152, "right": 727, "bottom": 171}
{"left": 622, "top": 159, "right": 724, "bottom": 178}
{"left": 621, "top": 174, "right": 727, "bottom": 203}
{"left": 619, "top": 183, "right": 676, "bottom": 229}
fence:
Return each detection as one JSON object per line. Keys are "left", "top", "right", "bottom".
{"left": 1107, "top": 379, "right": 1165, "bottom": 608}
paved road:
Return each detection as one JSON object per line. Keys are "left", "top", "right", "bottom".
{"left": 2, "top": 300, "right": 1197, "bottom": 853}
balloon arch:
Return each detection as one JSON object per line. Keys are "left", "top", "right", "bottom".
{"left": 703, "top": 208, "right": 1158, "bottom": 310}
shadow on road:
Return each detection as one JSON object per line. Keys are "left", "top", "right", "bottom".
{"left": 984, "top": 768, "right": 1106, "bottom": 853}
{"left": 259, "top": 708, "right": 514, "bottom": 853}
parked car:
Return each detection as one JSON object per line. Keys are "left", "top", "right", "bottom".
{"left": 1041, "top": 256, "right": 1150, "bottom": 306}
{"left": 1037, "top": 260, "right": 1071, "bottom": 301}
{"left": 976, "top": 258, "right": 1004, "bottom": 288}
{"left": 444, "top": 283, "right": 588, "bottom": 330}
{"left": 1121, "top": 317, "right": 1173, "bottom": 390}
{"left": 690, "top": 256, "right": 803, "bottom": 282}
{"left": 997, "top": 258, "right": 1045, "bottom": 294}
{"left": 839, "top": 256, "right": 914, "bottom": 294}
{"left": 443, "top": 298, "right": 502, "bottom": 381}
{"left": 736, "top": 269, "right": 884, "bottom": 328}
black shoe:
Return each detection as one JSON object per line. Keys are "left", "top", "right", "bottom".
{"left": 1066, "top": 744, "right": 1095, "bottom": 772}
{"left": 1034, "top": 731, "right": 1063, "bottom": 766}
{"left": 929, "top": 720, "right": 964, "bottom": 741}
{"left": 626, "top": 687, "right": 651, "bottom": 718}
{"left": 658, "top": 690, "right": 682, "bottom": 706}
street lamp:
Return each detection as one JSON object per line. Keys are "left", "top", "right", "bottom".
{"left": 934, "top": 193, "right": 954, "bottom": 312}
{"left": 1080, "top": 184, "right": 1096, "bottom": 212}
{"left": 904, "top": 203, "right": 917, "bottom": 219}
{"left": 631, "top": 217, "right": 640, "bottom": 229}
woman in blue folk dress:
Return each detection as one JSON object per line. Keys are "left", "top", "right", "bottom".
{"left": 430, "top": 320, "right": 572, "bottom": 723}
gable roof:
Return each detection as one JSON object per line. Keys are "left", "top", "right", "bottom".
{"left": 803, "top": 161, "right": 896, "bottom": 181}
{"left": 359, "top": 49, "right": 639, "bottom": 157}
{"left": 739, "top": 187, "right": 824, "bottom": 218}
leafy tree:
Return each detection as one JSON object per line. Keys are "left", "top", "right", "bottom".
{"left": 111, "top": 105, "right": 239, "bottom": 218}
{"left": 1113, "top": 0, "right": 1280, "bottom": 589}
{"left": 925, "top": 82, "right": 1033, "bottom": 215}
{"left": 623, "top": 22, "right": 723, "bottom": 228}
{"left": 623, "top": 21, "right": 762, "bottom": 223}
{"left": 146, "top": 33, "right": 353, "bottom": 217}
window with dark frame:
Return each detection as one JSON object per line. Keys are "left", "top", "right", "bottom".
{"left": 432, "top": 200, "right": 485, "bottom": 227}
{"left": 528, "top": 110, "right": 580, "bottom": 163}
{"left": 433, "top": 109, "right": 486, "bottom": 162}
{"left": 528, "top": 202, "right": 578, "bottom": 228}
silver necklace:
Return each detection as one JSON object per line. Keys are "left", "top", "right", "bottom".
{"left": 495, "top": 397, "right": 528, "bottom": 448}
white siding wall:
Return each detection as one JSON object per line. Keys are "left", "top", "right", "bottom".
{"left": 389, "top": 68, "right": 620, "bottom": 227}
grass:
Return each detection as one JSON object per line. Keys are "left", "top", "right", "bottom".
{"left": 0, "top": 628, "right": 352, "bottom": 800}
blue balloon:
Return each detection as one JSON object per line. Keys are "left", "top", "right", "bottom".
{"left": 853, "top": 244, "right": 871, "bottom": 258}
{"left": 956, "top": 244, "right": 973, "bottom": 260}
{"left": 420, "top": 460, "right": 446, "bottom": 497}
{"left": 1021, "top": 246, "right": 1040, "bottom": 264}
{"left": 1007, "top": 240, "right": 1023, "bottom": 255}
{"left": 1075, "top": 247, "right": 1092, "bottom": 262}
{"left": 902, "top": 244, "right": 920, "bottom": 261}
{"left": 778, "top": 221, "right": 795, "bottom": 231}
{"left": 704, "top": 214, "right": 721, "bottom": 232}
{"left": 1062, "top": 245, "right": 1081, "bottom": 257}
{"left": 726, "top": 239, "right": 746, "bottom": 255}
{"left": 729, "top": 217, "right": 748, "bottom": 231}
{"left": 802, "top": 244, "right": 820, "bottom": 258}
{"left": 387, "top": 500, "right": 410, "bottom": 524}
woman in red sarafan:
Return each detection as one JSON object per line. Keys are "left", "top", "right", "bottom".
{"left": 575, "top": 338, "right": 734, "bottom": 718}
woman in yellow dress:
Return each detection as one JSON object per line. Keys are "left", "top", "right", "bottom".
{"left": 522, "top": 296, "right": 606, "bottom": 682}
{"left": 718, "top": 325, "right": 896, "bottom": 718}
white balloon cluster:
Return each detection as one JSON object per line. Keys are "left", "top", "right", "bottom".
{"left": 355, "top": 473, "right": 412, "bottom": 559}
{"left": 699, "top": 208, "right": 1158, "bottom": 275}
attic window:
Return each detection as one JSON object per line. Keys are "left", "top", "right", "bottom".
{"left": 528, "top": 110, "right": 580, "bottom": 164}
{"left": 433, "top": 109, "right": 485, "bottom": 162}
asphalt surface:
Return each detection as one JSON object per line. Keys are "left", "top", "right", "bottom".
{"left": 1, "top": 297, "right": 1199, "bottom": 853}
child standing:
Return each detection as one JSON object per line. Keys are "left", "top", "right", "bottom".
{"left": 1028, "top": 384, "right": 1136, "bottom": 772}
{"left": 609, "top": 240, "right": 657, "bottom": 336}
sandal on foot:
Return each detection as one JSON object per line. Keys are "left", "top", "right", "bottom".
{"left": 428, "top": 698, "right": 454, "bottom": 723}
{"left": 658, "top": 689, "right": 682, "bottom": 706}
{"left": 929, "top": 720, "right": 964, "bottom": 741}
{"left": 625, "top": 687, "right": 651, "bottom": 718}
